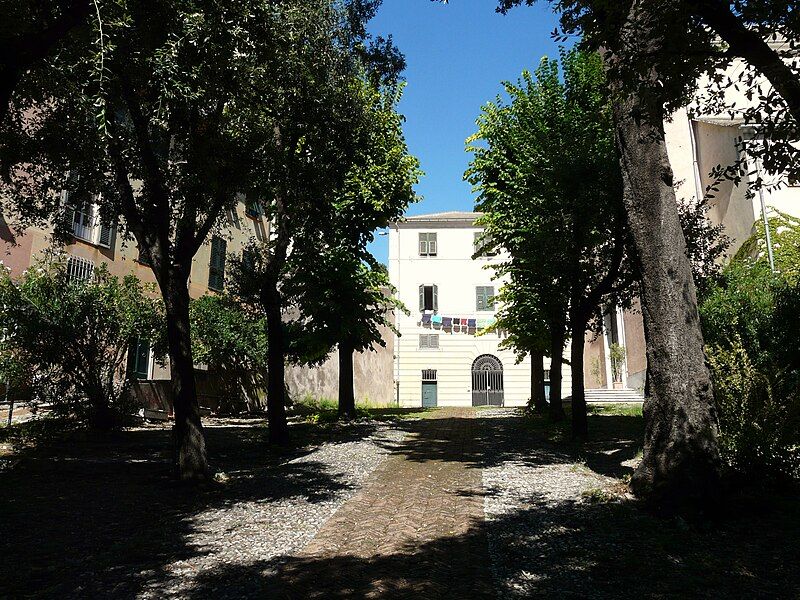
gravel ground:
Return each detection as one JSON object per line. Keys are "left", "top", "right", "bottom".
{"left": 476, "top": 408, "right": 622, "bottom": 599}
{"left": 137, "top": 423, "right": 406, "bottom": 598}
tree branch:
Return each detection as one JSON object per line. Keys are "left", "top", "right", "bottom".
{"left": 694, "top": 0, "right": 800, "bottom": 125}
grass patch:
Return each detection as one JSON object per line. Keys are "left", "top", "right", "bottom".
{"left": 290, "top": 394, "right": 436, "bottom": 424}
{"left": 588, "top": 402, "right": 643, "bottom": 417}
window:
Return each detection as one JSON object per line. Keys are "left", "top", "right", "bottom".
{"left": 226, "top": 206, "right": 241, "bottom": 229}
{"left": 66, "top": 255, "right": 94, "bottom": 282}
{"left": 67, "top": 200, "right": 116, "bottom": 248}
{"left": 245, "top": 199, "right": 264, "bottom": 218}
{"left": 418, "top": 232, "right": 437, "bottom": 256}
{"left": 476, "top": 286, "right": 495, "bottom": 311}
{"left": 422, "top": 369, "right": 437, "bottom": 381}
{"left": 473, "top": 231, "right": 498, "bottom": 257}
{"left": 208, "top": 236, "right": 227, "bottom": 291}
{"left": 419, "top": 334, "right": 440, "bottom": 349}
{"left": 126, "top": 338, "right": 151, "bottom": 380}
{"left": 418, "top": 284, "right": 438, "bottom": 312}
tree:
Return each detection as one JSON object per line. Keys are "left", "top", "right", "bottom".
{"left": 0, "top": 255, "right": 163, "bottom": 430}
{"left": 0, "top": 0, "right": 373, "bottom": 478}
{"left": 467, "top": 50, "right": 633, "bottom": 436}
{"left": 300, "top": 84, "right": 419, "bottom": 420}
{"left": 189, "top": 294, "right": 268, "bottom": 414}
{"left": 0, "top": 0, "right": 90, "bottom": 120}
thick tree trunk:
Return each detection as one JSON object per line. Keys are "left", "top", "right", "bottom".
{"left": 530, "top": 350, "right": 547, "bottom": 413}
{"left": 163, "top": 275, "right": 208, "bottom": 481}
{"left": 263, "top": 283, "right": 289, "bottom": 446}
{"left": 611, "top": 58, "right": 721, "bottom": 505}
{"left": 548, "top": 329, "right": 565, "bottom": 422}
{"left": 338, "top": 339, "right": 356, "bottom": 419}
{"left": 570, "top": 316, "right": 588, "bottom": 438}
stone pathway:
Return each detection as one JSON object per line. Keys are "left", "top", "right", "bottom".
{"left": 270, "top": 408, "right": 496, "bottom": 599}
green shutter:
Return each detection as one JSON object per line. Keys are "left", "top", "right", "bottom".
{"left": 209, "top": 237, "right": 226, "bottom": 290}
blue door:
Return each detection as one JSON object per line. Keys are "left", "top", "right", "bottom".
{"left": 422, "top": 382, "right": 438, "bottom": 407}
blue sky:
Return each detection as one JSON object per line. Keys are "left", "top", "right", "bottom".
{"left": 366, "top": 0, "right": 564, "bottom": 263}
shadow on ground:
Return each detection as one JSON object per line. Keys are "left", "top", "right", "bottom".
{"left": 1, "top": 409, "right": 798, "bottom": 598}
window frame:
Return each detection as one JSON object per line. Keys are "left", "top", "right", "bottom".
{"left": 419, "top": 334, "right": 440, "bottom": 349}
{"left": 418, "top": 232, "right": 438, "bottom": 257}
{"left": 419, "top": 283, "right": 438, "bottom": 312}
{"left": 475, "top": 285, "right": 495, "bottom": 311}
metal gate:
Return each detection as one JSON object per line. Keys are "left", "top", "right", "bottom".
{"left": 471, "top": 355, "right": 504, "bottom": 406}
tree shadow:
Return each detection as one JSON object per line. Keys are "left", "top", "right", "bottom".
{"left": 0, "top": 420, "right": 395, "bottom": 598}
{"left": 176, "top": 490, "right": 800, "bottom": 599}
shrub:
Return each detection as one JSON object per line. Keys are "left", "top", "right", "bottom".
{"left": 190, "top": 294, "right": 268, "bottom": 414}
{"left": 0, "top": 256, "right": 163, "bottom": 430}
{"left": 707, "top": 339, "right": 800, "bottom": 483}
{"left": 700, "top": 258, "right": 800, "bottom": 484}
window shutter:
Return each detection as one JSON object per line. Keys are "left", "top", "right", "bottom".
{"left": 419, "top": 233, "right": 428, "bottom": 256}
{"left": 428, "top": 233, "right": 437, "bottom": 256}
{"left": 474, "top": 232, "right": 481, "bottom": 255}
{"left": 419, "top": 284, "right": 424, "bottom": 311}
{"left": 486, "top": 286, "right": 495, "bottom": 310}
{"left": 430, "top": 335, "right": 439, "bottom": 349}
{"left": 476, "top": 287, "right": 484, "bottom": 311}
{"left": 433, "top": 284, "right": 438, "bottom": 312}
{"left": 209, "top": 237, "right": 227, "bottom": 291}
{"left": 97, "top": 219, "right": 115, "bottom": 248}
{"left": 419, "top": 334, "right": 428, "bottom": 349}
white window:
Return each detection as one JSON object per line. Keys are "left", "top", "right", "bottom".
{"left": 418, "top": 284, "right": 438, "bottom": 312}
{"left": 66, "top": 255, "right": 95, "bottom": 282}
{"left": 422, "top": 369, "right": 437, "bottom": 381}
{"left": 476, "top": 286, "right": 495, "bottom": 311}
{"left": 419, "top": 334, "right": 440, "bottom": 349}
{"left": 66, "top": 199, "right": 116, "bottom": 249}
{"left": 418, "top": 232, "right": 437, "bottom": 256}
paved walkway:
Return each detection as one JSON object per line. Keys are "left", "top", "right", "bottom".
{"left": 271, "top": 408, "right": 495, "bottom": 599}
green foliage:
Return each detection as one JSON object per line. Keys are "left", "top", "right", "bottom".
{"left": 466, "top": 49, "right": 632, "bottom": 360}
{"left": 609, "top": 343, "right": 626, "bottom": 382}
{"left": 189, "top": 295, "right": 268, "bottom": 413}
{"left": 707, "top": 338, "right": 800, "bottom": 483}
{"left": 0, "top": 256, "right": 163, "bottom": 429}
{"left": 700, "top": 261, "right": 800, "bottom": 371}
{"left": 736, "top": 210, "right": 800, "bottom": 285}
{"left": 701, "top": 238, "right": 800, "bottom": 482}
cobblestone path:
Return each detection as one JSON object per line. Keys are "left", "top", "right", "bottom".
{"left": 271, "top": 408, "right": 495, "bottom": 599}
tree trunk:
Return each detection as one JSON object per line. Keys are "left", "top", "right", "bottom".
{"left": 163, "top": 274, "right": 208, "bottom": 481}
{"left": 338, "top": 339, "right": 356, "bottom": 420}
{"left": 548, "top": 329, "right": 565, "bottom": 422}
{"left": 610, "top": 19, "right": 722, "bottom": 504}
{"left": 570, "top": 316, "right": 588, "bottom": 438}
{"left": 263, "top": 282, "right": 289, "bottom": 445}
{"left": 530, "top": 350, "right": 547, "bottom": 413}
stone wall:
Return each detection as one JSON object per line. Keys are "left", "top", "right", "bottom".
{"left": 285, "top": 319, "right": 396, "bottom": 406}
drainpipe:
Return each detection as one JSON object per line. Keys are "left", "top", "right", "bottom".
{"left": 687, "top": 115, "right": 705, "bottom": 204}
{"left": 748, "top": 144, "right": 776, "bottom": 272}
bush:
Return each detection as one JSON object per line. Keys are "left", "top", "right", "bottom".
{"left": 700, "top": 258, "right": 800, "bottom": 484}
{"left": 0, "top": 256, "right": 163, "bottom": 430}
{"left": 190, "top": 294, "right": 268, "bottom": 414}
{"left": 707, "top": 339, "right": 800, "bottom": 483}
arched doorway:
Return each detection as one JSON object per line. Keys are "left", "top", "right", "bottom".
{"left": 471, "top": 354, "right": 504, "bottom": 406}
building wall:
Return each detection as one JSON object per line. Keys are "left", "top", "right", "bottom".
{"left": 0, "top": 199, "right": 270, "bottom": 385}
{"left": 285, "top": 319, "right": 396, "bottom": 406}
{"left": 389, "top": 215, "right": 571, "bottom": 408}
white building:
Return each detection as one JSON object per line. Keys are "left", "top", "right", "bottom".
{"left": 388, "top": 211, "right": 571, "bottom": 408}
